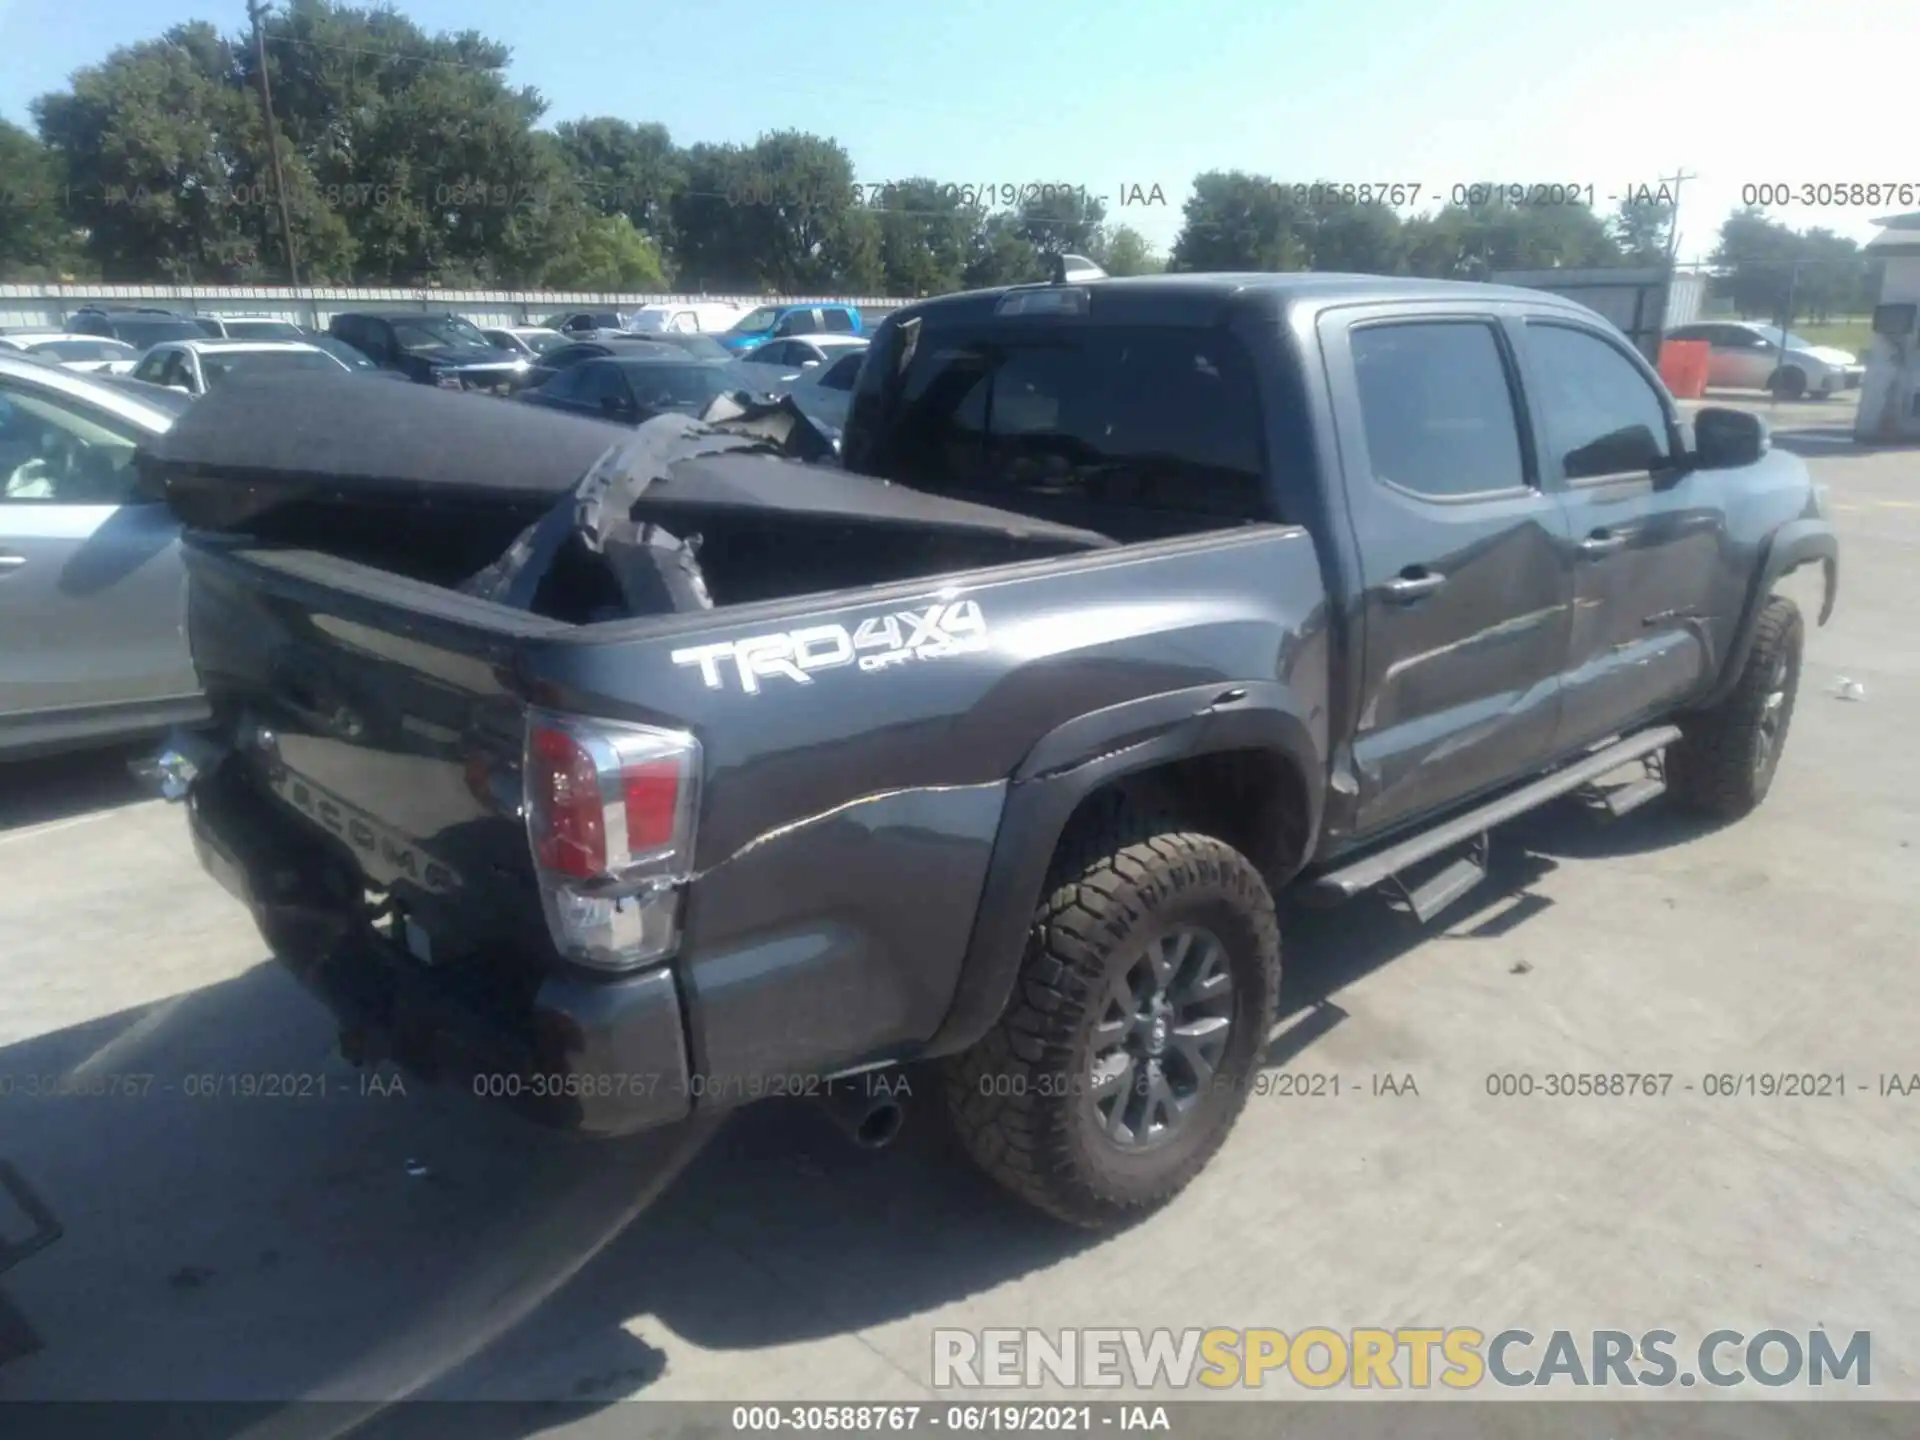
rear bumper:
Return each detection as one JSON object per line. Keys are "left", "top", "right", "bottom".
{"left": 188, "top": 772, "right": 692, "bottom": 1137}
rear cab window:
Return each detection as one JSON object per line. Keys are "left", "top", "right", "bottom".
{"left": 850, "top": 317, "right": 1270, "bottom": 527}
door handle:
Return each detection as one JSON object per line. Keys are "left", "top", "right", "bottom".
{"left": 0, "top": 553, "right": 26, "bottom": 572}
{"left": 1384, "top": 570, "right": 1447, "bottom": 602}
{"left": 1579, "top": 531, "right": 1628, "bottom": 558}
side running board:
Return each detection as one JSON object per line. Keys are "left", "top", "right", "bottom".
{"left": 1303, "top": 726, "right": 1682, "bottom": 915}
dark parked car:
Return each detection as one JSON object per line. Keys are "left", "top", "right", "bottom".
{"left": 634, "top": 332, "right": 732, "bottom": 362}
{"left": 297, "top": 331, "right": 413, "bottom": 380}
{"left": 327, "top": 310, "right": 528, "bottom": 393}
{"left": 65, "top": 306, "right": 210, "bottom": 351}
{"left": 147, "top": 267, "right": 1837, "bottom": 1229}
{"left": 517, "top": 354, "right": 737, "bottom": 425}
{"left": 514, "top": 336, "right": 686, "bottom": 392}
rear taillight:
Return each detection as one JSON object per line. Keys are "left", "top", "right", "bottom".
{"left": 524, "top": 709, "right": 701, "bottom": 972}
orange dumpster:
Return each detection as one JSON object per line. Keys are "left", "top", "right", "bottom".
{"left": 1658, "top": 339, "right": 1710, "bottom": 399}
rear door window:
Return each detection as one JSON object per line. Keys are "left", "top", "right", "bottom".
{"left": 877, "top": 324, "right": 1267, "bottom": 518}
{"left": 1349, "top": 321, "right": 1529, "bottom": 498}
{"left": 822, "top": 307, "right": 855, "bottom": 333}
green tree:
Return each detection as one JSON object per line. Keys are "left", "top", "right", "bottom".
{"left": 0, "top": 119, "right": 85, "bottom": 279}
{"left": 1610, "top": 195, "right": 1675, "bottom": 265}
{"left": 1168, "top": 171, "right": 1311, "bottom": 272}
{"left": 1016, "top": 187, "right": 1107, "bottom": 259}
{"left": 1709, "top": 207, "right": 1802, "bottom": 318}
{"left": 671, "top": 131, "right": 880, "bottom": 293}
{"left": 1401, "top": 200, "right": 1619, "bottom": 280}
{"left": 1303, "top": 199, "right": 1406, "bottom": 273}
{"left": 254, "top": 0, "right": 588, "bottom": 284}
{"left": 542, "top": 213, "right": 667, "bottom": 289}
{"left": 33, "top": 24, "right": 266, "bottom": 281}
{"left": 872, "top": 178, "right": 981, "bottom": 296}
{"left": 554, "top": 116, "right": 684, "bottom": 250}
{"left": 964, "top": 211, "right": 1044, "bottom": 288}
{"left": 1102, "top": 224, "right": 1162, "bottom": 276}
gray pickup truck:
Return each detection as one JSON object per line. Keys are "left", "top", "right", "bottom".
{"left": 147, "top": 269, "right": 1837, "bottom": 1228}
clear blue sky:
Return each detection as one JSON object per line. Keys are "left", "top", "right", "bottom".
{"left": 2, "top": 0, "right": 1910, "bottom": 263}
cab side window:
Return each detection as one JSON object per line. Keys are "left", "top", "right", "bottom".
{"left": 1350, "top": 321, "right": 1529, "bottom": 499}
{"left": 1525, "top": 322, "right": 1673, "bottom": 480}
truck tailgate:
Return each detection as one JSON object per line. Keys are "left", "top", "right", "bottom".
{"left": 184, "top": 537, "right": 561, "bottom": 961}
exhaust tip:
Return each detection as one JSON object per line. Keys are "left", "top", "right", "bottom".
{"left": 854, "top": 1100, "right": 905, "bottom": 1150}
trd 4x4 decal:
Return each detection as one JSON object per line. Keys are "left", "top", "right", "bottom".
{"left": 671, "top": 599, "right": 987, "bottom": 695}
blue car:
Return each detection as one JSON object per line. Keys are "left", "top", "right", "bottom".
{"left": 718, "top": 302, "right": 863, "bottom": 355}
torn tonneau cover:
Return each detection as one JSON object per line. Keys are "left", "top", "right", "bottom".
{"left": 141, "top": 371, "right": 632, "bottom": 530}
{"left": 462, "top": 404, "right": 1117, "bottom": 613}
{"left": 143, "top": 372, "right": 1113, "bottom": 550}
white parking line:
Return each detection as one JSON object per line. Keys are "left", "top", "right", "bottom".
{"left": 0, "top": 804, "right": 149, "bottom": 847}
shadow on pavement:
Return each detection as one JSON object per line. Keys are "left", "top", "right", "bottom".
{"left": 0, "top": 790, "right": 1715, "bottom": 1436}
{"left": 0, "top": 745, "right": 154, "bottom": 835}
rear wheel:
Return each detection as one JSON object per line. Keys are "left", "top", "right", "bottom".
{"left": 944, "top": 802, "right": 1280, "bottom": 1228}
{"left": 1667, "top": 595, "right": 1804, "bottom": 820}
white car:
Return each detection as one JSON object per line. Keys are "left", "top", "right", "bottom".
{"left": 190, "top": 314, "right": 309, "bottom": 342}
{"left": 127, "top": 339, "right": 356, "bottom": 396}
{"left": 0, "top": 334, "right": 140, "bottom": 375}
{"left": 1663, "top": 321, "right": 1865, "bottom": 399}
{"left": 625, "top": 302, "right": 750, "bottom": 336}
{"left": 735, "top": 334, "right": 869, "bottom": 385}
{"left": 760, "top": 344, "right": 868, "bottom": 436}
{"left": 481, "top": 325, "right": 569, "bottom": 361}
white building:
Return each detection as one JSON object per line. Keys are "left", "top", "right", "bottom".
{"left": 1855, "top": 212, "right": 1920, "bottom": 443}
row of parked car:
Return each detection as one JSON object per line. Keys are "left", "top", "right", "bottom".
{"left": 0, "top": 297, "right": 875, "bottom": 427}
{"left": 0, "top": 298, "right": 876, "bottom": 758}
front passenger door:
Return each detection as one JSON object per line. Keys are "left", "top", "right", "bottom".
{"left": 1325, "top": 311, "right": 1575, "bottom": 839}
{"left": 1518, "top": 318, "right": 1725, "bottom": 753}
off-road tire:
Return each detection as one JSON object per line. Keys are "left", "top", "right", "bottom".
{"left": 1667, "top": 595, "right": 1805, "bottom": 820}
{"left": 944, "top": 800, "right": 1281, "bottom": 1229}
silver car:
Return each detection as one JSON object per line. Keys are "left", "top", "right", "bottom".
{"left": 0, "top": 353, "right": 201, "bottom": 757}
{"left": 1663, "top": 321, "right": 1865, "bottom": 399}
{"left": 733, "top": 336, "right": 869, "bottom": 435}
{"left": 128, "top": 339, "right": 353, "bottom": 396}
{"left": 0, "top": 334, "right": 141, "bottom": 375}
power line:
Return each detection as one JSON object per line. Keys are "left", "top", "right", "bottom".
{"left": 262, "top": 33, "right": 504, "bottom": 71}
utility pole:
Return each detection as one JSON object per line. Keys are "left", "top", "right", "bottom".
{"left": 247, "top": 0, "right": 300, "bottom": 288}
{"left": 1658, "top": 169, "right": 1698, "bottom": 267}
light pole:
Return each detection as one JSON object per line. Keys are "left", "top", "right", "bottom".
{"left": 247, "top": 0, "right": 300, "bottom": 289}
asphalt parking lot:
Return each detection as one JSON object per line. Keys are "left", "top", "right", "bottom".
{"left": 2, "top": 399, "right": 1916, "bottom": 1429}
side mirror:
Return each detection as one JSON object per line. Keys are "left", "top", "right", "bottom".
{"left": 1690, "top": 406, "right": 1769, "bottom": 470}
{"left": 166, "top": 382, "right": 193, "bottom": 394}
{"left": 799, "top": 358, "right": 821, "bottom": 370}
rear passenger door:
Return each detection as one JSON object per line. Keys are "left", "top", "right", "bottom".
{"left": 1320, "top": 308, "right": 1575, "bottom": 838}
{"left": 1515, "top": 315, "right": 1724, "bottom": 752}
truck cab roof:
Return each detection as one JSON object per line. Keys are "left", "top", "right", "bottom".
{"left": 887, "top": 271, "right": 1594, "bottom": 329}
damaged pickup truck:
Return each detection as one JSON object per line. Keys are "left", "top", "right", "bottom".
{"left": 147, "top": 270, "right": 1838, "bottom": 1228}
